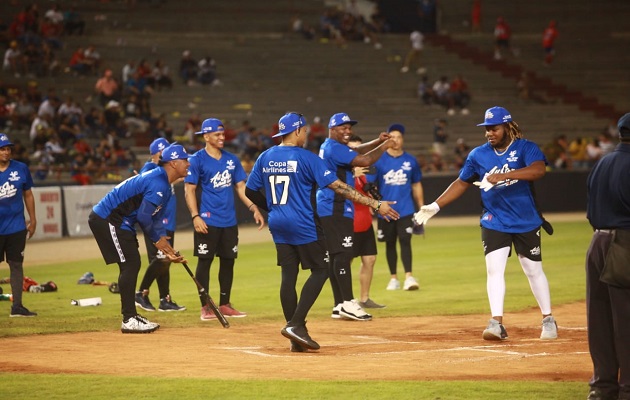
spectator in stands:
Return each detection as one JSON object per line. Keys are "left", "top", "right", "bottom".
{"left": 136, "top": 58, "right": 151, "bottom": 80}
{"left": 40, "top": 17, "right": 63, "bottom": 50}
{"left": 197, "top": 56, "right": 218, "bottom": 86}
{"left": 44, "top": 4, "right": 64, "bottom": 28}
{"left": 12, "top": 139, "right": 30, "bottom": 165}
{"left": 23, "top": 42, "right": 42, "bottom": 77}
{"left": 543, "top": 134, "right": 570, "bottom": 170}
{"left": 37, "top": 95, "right": 59, "bottom": 123}
{"left": 568, "top": 137, "right": 589, "bottom": 169}
{"left": 453, "top": 138, "right": 471, "bottom": 169}
{"left": 471, "top": 0, "right": 481, "bottom": 33}
{"left": 542, "top": 20, "right": 558, "bottom": 66}
{"left": 0, "top": 95, "right": 9, "bottom": 130}
{"left": 40, "top": 41, "right": 60, "bottom": 77}
{"left": 84, "top": 106, "right": 106, "bottom": 138}
{"left": 73, "top": 134, "right": 93, "bottom": 158}
{"left": 57, "top": 114, "right": 81, "bottom": 146}
{"left": 306, "top": 116, "right": 326, "bottom": 152}
{"left": 58, "top": 96, "right": 83, "bottom": 125}
{"left": 431, "top": 76, "right": 450, "bottom": 108}
{"left": 44, "top": 134, "right": 67, "bottom": 165}
{"left": 68, "top": 46, "right": 90, "bottom": 76}
{"left": 124, "top": 70, "right": 153, "bottom": 102}
{"left": 417, "top": 75, "right": 433, "bottom": 105}
{"left": 179, "top": 50, "right": 198, "bottom": 86}
{"left": 122, "top": 60, "right": 136, "bottom": 84}
{"left": 425, "top": 151, "right": 446, "bottom": 173}
{"left": 597, "top": 130, "right": 615, "bottom": 156}
{"left": 103, "top": 100, "right": 125, "bottom": 138}
{"left": 63, "top": 6, "right": 85, "bottom": 36}
{"left": 175, "top": 112, "right": 201, "bottom": 145}
{"left": 29, "top": 114, "right": 51, "bottom": 145}
{"left": 83, "top": 45, "right": 101, "bottom": 74}
{"left": 401, "top": 30, "right": 426, "bottom": 74}
{"left": 70, "top": 152, "right": 93, "bottom": 185}
{"left": 11, "top": 92, "right": 36, "bottom": 130}
{"left": 447, "top": 74, "right": 471, "bottom": 115}
{"left": 3, "top": 41, "right": 24, "bottom": 78}
{"left": 432, "top": 118, "right": 448, "bottom": 156}
{"left": 95, "top": 68, "right": 120, "bottom": 107}
{"left": 243, "top": 127, "right": 267, "bottom": 159}
{"left": 493, "top": 17, "right": 517, "bottom": 60}
{"left": 148, "top": 59, "right": 172, "bottom": 91}
{"left": 122, "top": 94, "right": 149, "bottom": 136}
{"left": 148, "top": 112, "right": 173, "bottom": 142}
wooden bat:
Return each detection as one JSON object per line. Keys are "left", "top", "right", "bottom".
{"left": 180, "top": 259, "right": 230, "bottom": 328}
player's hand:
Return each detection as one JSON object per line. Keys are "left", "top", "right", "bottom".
{"left": 413, "top": 202, "right": 440, "bottom": 225}
{"left": 377, "top": 200, "right": 399, "bottom": 221}
{"left": 166, "top": 252, "right": 186, "bottom": 263}
{"left": 473, "top": 176, "right": 495, "bottom": 192}
{"left": 192, "top": 215, "right": 208, "bottom": 234}
{"left": 26, "top": 219, "right": 36, "bottom": 239}
{"left": 353, "top": 166, "right": 369, "bottom": 177}
{"left": 251, "top": 206, "right": 266, "bottom": 230}
{"left": 377, "top": 131, "right": 391, "bottom": 142}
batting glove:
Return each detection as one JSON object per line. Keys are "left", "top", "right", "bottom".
{"left": 413, "top": 202, "right": 440, "bottom": 226}
{"left": 473, "top": 176, "right": 495, "bottom": 192}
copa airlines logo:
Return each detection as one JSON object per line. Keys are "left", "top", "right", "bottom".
{"left": 0, "top": 181, "right": 18, "bottom": 200}
{"left": 382, "top": 169, "right": 408, "bottom": 186}
{"left": 210, "top": 170, "right": 233, "bottom": 189}
{"left": 506, "top": 150, "right": 519, "bottom": 163}
{"left": 262, "top": 160, "right": 297, "bottom": 174}
{"left": 287, "top": 161, "right": 298, "bottom": 173}
{"left": 8, "top": 171, "right": 20, "bottom": 182}
{"left": 226, "top": 159, "right": 236, "bottom": 170}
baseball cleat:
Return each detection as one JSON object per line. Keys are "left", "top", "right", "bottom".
{"left": 339, "top": 299, "right": 372, "bottom": 321}
{"left": 540, "top": 316, "right": 558, "bottom": 340}
{"left": 482, "top": 319, "right": 508, "bottom": 340}
{"left": 281, "top": 324, "right": 320, "bottom": 350}
{"left": 121, "top": 315, "right": 159, "bottom": 333}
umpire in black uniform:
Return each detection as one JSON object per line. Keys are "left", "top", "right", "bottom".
{"left": 585, "top": 113, "right": 630, "bottom": 400}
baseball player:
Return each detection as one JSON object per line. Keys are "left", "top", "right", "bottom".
{"left": 317, "top": 112, "right": 396, "bottom": 321}
{"left": 371, "top": 123, "right": 423, "bottom": 291}
{"left": 134, "top": 138, "right": 186, "bottom": 312}
{"left": 89, "top": 143, "right": 189, "bottom": 333}
{"left": 414, "top": 106, "right": 558, "bottom": 341}
{"left": 245, "top": 112, "right": 398, "bottom": 351}
{"left": 184, "top": 117, "right": 265, "bottom": 321}
{"left": 0, "top": 133, "right": 37, "bottom": 317}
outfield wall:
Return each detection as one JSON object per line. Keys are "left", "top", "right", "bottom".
{"left": 28, "top": 171, "right": 588, "bottom": 240}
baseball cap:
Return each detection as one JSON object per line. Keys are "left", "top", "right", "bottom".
{"left": 387, "top": 123, "right": 405, "bottom": 134}
{"left": 273, "top": 112, "right": 307, "bottom": 138}
{"left": 328, "top": 112, "right": 358, "bottom": 128}
{"left": 149, "top": 138, "right": 169, "bottom": 155}
{"left": 195, "top": 118, "right": 224, "bottom": 135}
{"left": 160, "top": 144, "right": 189, "bottom": 161}
{"left": 477, "top": 106, "right": 512, "bottom": 126}
{"left": 0, "top": 133, "right": 14, "bottom": 148}
{"left": 617, "top": 113, "right": 630, "bottom": 138}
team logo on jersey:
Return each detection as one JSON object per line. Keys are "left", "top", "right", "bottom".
{"left": 201, "top": 212, "right": 211, "bottom": 218}
{"left": 162, "top": 217, "right": 169, "bottom": 225}
{"left": 210, "top": 170, "right": 233, "bottom": 189}
{"left": 8, "top": 171, "right": 20, "bottom": 182}
{"left": 506, "top": 150, "right": 518, "bottom": 163}
{"left": 530, "top": 246, "right": 541, "bottom": 256}
{"left": 287, "top": 161, "right": 298, "bottom": 173}
{"left": 324, "top": 170, "right": 331, "bottom": 176}
{"left": 401, "top": 161, "right": 412, "bottom": 171}
{"left": 342, "top": 236, "right": 353, "bottom": 248}
{"left": 383, "top": 169, "right": 408, "bottom": 186}
{"left": 484, "top": 165, "right": 518, "bottom": 189}
{"left": 0, "top": 181, "right": 18, "bottom": 200}
{"left": 226, "top": 159, "right": 236, "bottom": 170}
{"left": 157, "top": 192, "right": 163, "bottom": 197}
{"left": 198, "top": 243, "right": 209, "bottom": 255}
{"left": 156, "top": 249, "right": 166, "bottom": 260}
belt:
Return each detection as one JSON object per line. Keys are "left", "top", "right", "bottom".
{"left": 595, "top": 229, "right": 613, "bottom": 234}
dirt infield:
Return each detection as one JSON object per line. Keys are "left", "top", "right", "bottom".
{"left": 0, "top": 302, "right": 589, "bottom": 381}
{"left": 2, "top": 212, "right": 590, "bottom": 381}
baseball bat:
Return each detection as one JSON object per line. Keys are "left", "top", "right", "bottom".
{"left": 179, "top": 257, "right": 230, "bottom": 328}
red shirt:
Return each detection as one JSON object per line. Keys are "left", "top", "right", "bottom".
{"left": 353, "top": 175, "right": 373, "bottom": 233}
{"left": 542, "top": 26, "right": 558, "bottom": 48}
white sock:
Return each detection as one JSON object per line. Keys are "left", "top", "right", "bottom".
{"left": 518, "top": 255, "right": 552, "bottom": 315}
{"left": 485, "top": 247, "right": 510, "bottom": 317}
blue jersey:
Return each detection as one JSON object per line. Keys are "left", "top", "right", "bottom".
{"left": 247, "top": 146, "right": 337, "bottom": 245}
{"left": 140, "top": 161, "right": 176, "bottom": 231}
{"left": 0, "top": 160, "right": 34, "bottom": 235}
{"left": 184, "top": 149, "right": 246, "bottom": 228}
{"left": 459, "top": 139, "right": 547, "bottom": 233}
{"left": 372, "top": 151, "right": 422, "bottom": 218}
{"left": 316, "top": 138, "right": 357, "bottom": 218}
{"left": 93, "top": 167, "right": 171, "bottom": 238}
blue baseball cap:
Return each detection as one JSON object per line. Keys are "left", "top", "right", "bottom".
{"left": 0, "top": 133, "right": 14, "bottom": 148}
{"left": 149, "top": 138, "right": 169, "bottom": 155}
{"left": 161, "top": 144, "right": 189, "bottom": 161}
{"left": 195, "top": 118, "right": 224, "bottom": 135}
{"left": 273, "top": 112, "right": 307, "bottom": 138}
{"left": 387, "top": 123, "right": 405, "bottom": 134}
{"left": 328, "top": 112, "right": 358, "bottom": 128}
{"left": 477, "top": 106, "right": 512, "bottom": 126}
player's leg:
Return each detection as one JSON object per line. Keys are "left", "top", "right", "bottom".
{"left": 397, "top": 216, "right": 419, "bottom": 290}
{"left": 514, "top": 228, "right": 556, "bottom": 339}
{"left": 136, "top": 233, "right": 160, "bottom": 311}
{"left": 378, "top": 219, "right": 400, "bottom": 290}
{"left": 481, "top": 227, "right": 511, "bottom": 340}
{"left": 4, "top": 231, "right": 36, "bottom": 316}
{"left": 216, "top": 226, "right": 245, "bottom": 317}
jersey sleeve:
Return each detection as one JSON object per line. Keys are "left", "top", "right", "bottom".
{"left": 522, "top": 140, "right": 547, "bottom": 166}
{"left": 232, "top": 155, "right": 247, "bottom": 183}
{"left": 246, "top": 156, "right": 263, "bottom": 191}
{"left": 458, "top": 147, "right": 480, "bottom": 183}
{"left": 184, "top": 154, "right": 200, "bottom": 184}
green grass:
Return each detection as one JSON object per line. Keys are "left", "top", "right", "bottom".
{"left": 0, "top": 220, "right": 593, "bottom": 399}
